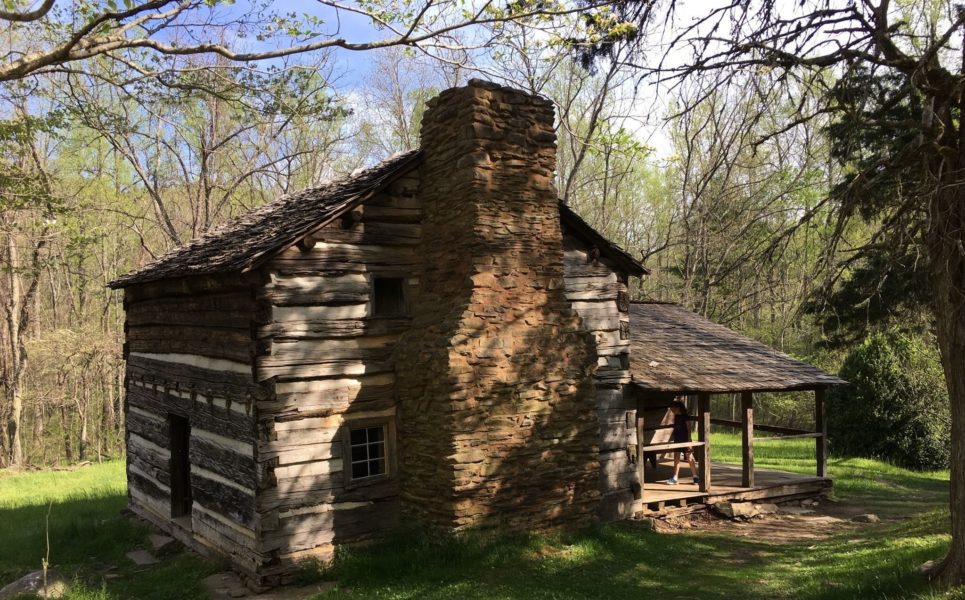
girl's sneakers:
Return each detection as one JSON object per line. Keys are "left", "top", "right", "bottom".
{"left": 661, "top": 476, "right": 678, "bottom": 485}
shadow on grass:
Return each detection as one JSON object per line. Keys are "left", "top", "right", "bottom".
{"left": 309, "top": 512, "right": 954, "bottom": 600}
{"left": 0, "top": 490, "right": 217, "bottom": 600}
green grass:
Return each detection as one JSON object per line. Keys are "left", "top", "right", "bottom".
{"left": 0, "top": 462, "right": 216, "bottom": 600}
{"left": 0, "top": 440, "right": 957, "bottom": 600}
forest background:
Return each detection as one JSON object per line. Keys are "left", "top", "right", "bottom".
{"left": 0, "top": 0, "right": 944, "bottom": 470}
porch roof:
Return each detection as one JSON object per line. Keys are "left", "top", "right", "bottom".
{"left": 628, "top": 302, "right": 846, "bottom": 394}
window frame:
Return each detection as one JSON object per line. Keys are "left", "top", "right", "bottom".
{"left": 370, "top": 276, "right": 407, "bottom": 318}
{"left": 341, "top": 417, "right": 397, "bottom": 489}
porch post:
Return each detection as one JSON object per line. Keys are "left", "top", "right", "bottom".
{"left": 741, "top": 391, "right": 754, "bottom": 488}
{"left": 635, "top": 406, "right": 645, "bottom": 501}
{"left": 697, "top": 393, "right": 711, "bottom": 492}
{"left": 815, "top": 387, "right": 827, "bottom": 478}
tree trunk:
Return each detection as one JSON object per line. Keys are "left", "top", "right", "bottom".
{"left": 927, "top": 182, "right": 965, "bottom": 586}
{"left": 4, "top": 231, "right": 24, "bottom": 466}
{"left": 60, "top": 402, "right": 71, "bottom": 463}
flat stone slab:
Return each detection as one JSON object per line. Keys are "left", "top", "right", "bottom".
{"left": 125, "top": 550, "right": 160, "bottom": 566}
{"left": 203, "top": 573, "right": 251, "bottom": 600}
{"left": 149, "top": 534, "right": 178, "bottom": 554}
{"left": 203, "top": 572, "right": 337, "bottom": 600}
{"left": 0, "top": 570, "right": 67, "bottom": 599}
{"left": 852, "top": 513, "right": 880, "bottom": 523}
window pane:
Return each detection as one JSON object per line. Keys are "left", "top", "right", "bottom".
{"left": 352, "top": 461, "right": 369, "bottom": 479}
{"left": 368, "top": 442, "right": 384, "bottom": 459}
{"left": 367, "top": 426, "right": 385, "bottom": 443}
{"left": 351, "top": 445, "right": 368, "bottom": 462}
{"left": 350, "top": 428, "right": 367, "bottom": 446}
{"left": 370, "top": 458, "right": 386, "bottom": 476}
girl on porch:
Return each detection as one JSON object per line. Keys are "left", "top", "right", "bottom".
{"left": 662, "top": 398, "right": 700, "bottom": 485}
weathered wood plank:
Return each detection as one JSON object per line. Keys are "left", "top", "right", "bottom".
{"left": 264, "top": 273, "right": 369, "bottom": 307}
{"left": 816, "top": 388, "right": 827, "bottom": 478}
{"left": 698, "top": 393, "right": 711, "bottom": 492}
{"left": 190, "top": 436, "right": 257, "bottom": 490}
{"left": 318, "top": 222, "right": 422, "bottom": 246}
{"left": 192, "top": 472, "right": 256, "bottom": 527}
{"left": 257, "top": 318, "right": 411, "bottom": 340}
{"left": 128, "top": 443, "right": 171, "bottom": 488}
{"left": 124, "top": 274, "right": 256, "bottom": 303}
{"left": 257, "top": 359, "right": 393, "bottom": 380}
{"left": 126, "top": 407, "right": 170, "bottom": 448}
{"left": 599, "top": 449, "right": 634, "bottom": 492}
{"left": 126, "top": 354, "right": 264, "bottom": 400}
{"left": 261, "top": 500, "right": 400, "bottom": 553}
{"left": 741, "top": 391, "right": 754, "bottom": 488}
{"left": 271, "top": 243, "right": 418, "bottom": 270}
{"left": 127, "top": 326, "right": 253, "bottom": 363}
{"left": 262, "top": 396, "right": 396, "bottom": 425}
{"left": 272, "top": 303, "right": 369, "bottom": 322}
{"left": 273, "top": 457, "right": 343, "bottom": 480}
{"left": 563, "top": 259, "right": 619, "bottom": 279}
{"left": 357, "top": 205, "right": 421, "bottom": 222}
{"left": 126, "top": 385, "right": 257, "bottom": 444}
{"left": 262, "top": 337, "right": 397, "bottom": 367}
{"left": 127, "top": 465, "right": 169, "bottom": 504}
{"left": 260, "top": 441, "right": 342, "bottom": 466}
{"left": 257, "top": 478, "right": 399, "bottom": 512}
{"left": 126, "top": 292, "right": 254, "bottom": 327}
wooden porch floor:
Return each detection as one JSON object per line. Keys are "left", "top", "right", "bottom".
{"left": 640, "top": 460, "right": 831, "bottom": 513}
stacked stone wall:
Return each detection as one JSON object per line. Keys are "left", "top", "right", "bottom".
{"left": 395, "top": 79, "right": 601, "bottom": 530}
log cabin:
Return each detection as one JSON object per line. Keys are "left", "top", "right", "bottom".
{"left": 109, "top": 79, "right": 844, "bottom": 587}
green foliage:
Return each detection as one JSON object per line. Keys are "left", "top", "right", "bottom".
{"left": 808, "top": 247, "right": 932, "bottom": 348}
{"left": 829, "top": 332, "right": 950, "bottom": 470}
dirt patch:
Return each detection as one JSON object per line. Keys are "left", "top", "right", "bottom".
{"left": 711, "top": 513, "right": 852, "bottom": 543}
{"left": 651, "top": 500, "right": 879, "bottom": 544}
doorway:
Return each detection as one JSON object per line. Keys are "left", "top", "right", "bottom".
{"left": 169, "top": 414, "right": 192, "bottom": 518}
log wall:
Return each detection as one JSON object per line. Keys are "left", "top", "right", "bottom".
{"left": 562, "top": 233, "right": 639, "bottom": 520}
{"left": 251, "top": 172, "right": 420, "bottom": 580}
{"left": 123, "top": 275, "right": 269, "bottom": 581}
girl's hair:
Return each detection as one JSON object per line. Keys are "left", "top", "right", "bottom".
{"left": 670, "top": 399, "right": 689, "bottom": 415}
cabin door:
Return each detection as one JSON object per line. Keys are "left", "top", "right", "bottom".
{"left": 169, "top": 414, "right": 192, "bottom": 518}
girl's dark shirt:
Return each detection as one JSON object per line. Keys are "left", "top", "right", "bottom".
{"left": 672, "top": 413, "right": 691, "bottom": 443}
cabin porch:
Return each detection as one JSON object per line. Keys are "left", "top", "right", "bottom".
{"left": 626, "top": 302, "right": 846, "bottom": 518}
{"left": 639, "top": 459, "right": 832, "bottom": 515}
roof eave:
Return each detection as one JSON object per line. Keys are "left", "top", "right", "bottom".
{"left": 629, "top": 378, "right": 847, "bottom": 395}
{"left": 558, "top": 202, "right": 648, "bottom": 277}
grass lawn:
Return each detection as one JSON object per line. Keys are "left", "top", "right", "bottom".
{"left": 0, "top": 462, "right": 217, "bottom": 600}
{"left": 0, "top": 434, "right": 957, "bottom": 600}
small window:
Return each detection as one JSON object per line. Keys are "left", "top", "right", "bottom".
{"left": 343, "top": 420, "right": 395, "bottom": 487}
{"left": 349, "top": 425, "right": 387, "bottom": 480}
{"left": 372, "top": 277, "right": 406, "bottom": 317}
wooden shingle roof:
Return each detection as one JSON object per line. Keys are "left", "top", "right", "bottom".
{"left": 109, "top": 150, "right": 422, "bottom": 288}
{"left": 110, "top": 149, "right": 646, "bottom": 289}
{"left": 629, "top": 302, "right": 845, "bottom": 393}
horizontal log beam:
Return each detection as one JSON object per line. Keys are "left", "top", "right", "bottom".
{"left": 642, "top": 441, "right": 705, "bottom": 452}
{"left": 710, "top": 418, "right": 814, "bottom": 437}
{"left": 754, "top": 432, "right": 823, "bottom": 442}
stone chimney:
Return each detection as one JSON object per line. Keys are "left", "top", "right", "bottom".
{"left": 395, "top": 80, "right": 600, "bottom": 530}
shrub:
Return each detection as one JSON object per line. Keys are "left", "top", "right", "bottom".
{"left": 828, "top": 332, "right": 949, "bottom": 470}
